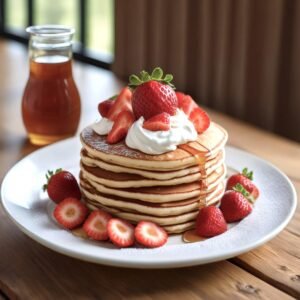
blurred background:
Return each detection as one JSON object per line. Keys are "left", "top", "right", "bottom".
{"left": 0, "top": 0, "right": 299, "bottom": 143}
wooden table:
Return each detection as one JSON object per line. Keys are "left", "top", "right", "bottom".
{"left": 0, "top": 40, "right": 299, "bottom": 300}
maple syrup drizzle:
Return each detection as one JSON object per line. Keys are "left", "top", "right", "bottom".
{"left": 178, "top": 142, "right": 214, "bottom": 243}
{"left": 182, "top": 229, "right": 207, "bottom": 243}
{"left": 71, "top": 227, "right": 88, "bottom": 239}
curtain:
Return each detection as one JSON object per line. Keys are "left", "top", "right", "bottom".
{"left": 113, "top": 0, "right": 300, "bottom": 142}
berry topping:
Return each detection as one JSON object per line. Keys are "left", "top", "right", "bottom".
{"left": 143, "top": 112, "right": 171, "bottom": 131}
{"left": 53, "top": 198, "right": 88, "bottom": 229}
{"left": 135, "top": 221, "right": 168, "bottom": 248}
{"left": 43, "top": 169, "right": 81, "bottom": 204}
{"left": 227, "top": 168, "right": 259, "bottom": 201}
{"left": 107, "top": 218, "right": 135, "bottom": 248}
{"left": 107, "top": 110, "right": 135, "bottom": 144}
{"left": 98, "top": 96, "right": 116, "bottom": 118}
{"left": 107, "top": 87, "right": 132, "bottom": 121}
{"left": 129, "top": 67, "right": 178, "bottom": 120}
{"left": 195, "top": 206, "right": 227, "bottom": 237}
{"left": 220, "top": 187, "right": 253, "bottom": 223}
{"left": 83, "top": 210, "right": 112, "bottom": 241}
{"left": 189, "top": 107, "right": 211, "bottom": 134}
{"left": 176, "top": 92, "right": 197, "bottom": 117}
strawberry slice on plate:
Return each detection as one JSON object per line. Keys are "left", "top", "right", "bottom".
{"left": 98, "top": 97, "right": 116, "bottom": 118}
{"left": 135, "top": 221, "right": 168, "bottom": 248}
{"left": 143, "top": 112, "right": 170, "bottom": 131}
{"left": 107, "top": 110, "right": 135, "bottom": 144}
{"left": 195, "top": 206, "right": 227, "bottom": 237}
{"left": 83, "top": 210, "right": 112, "bottom": 240}
{"left": 189, "top": 107, "right": 210, "bottom": 133}
{"left": 53, "top": 198, "right": 88, "bottom": 229}
{"left": 107, "top": 218, "right": 135, "bottom": 248}
{"left": 107, "top": 87, "right": 132, "bottom": 121}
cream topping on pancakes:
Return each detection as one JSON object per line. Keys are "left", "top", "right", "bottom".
{"left": 126, "top": 109, "right": 197, "bottom": 154}
{"left": 91, "top": 118, "right": 113, "bottom": 135}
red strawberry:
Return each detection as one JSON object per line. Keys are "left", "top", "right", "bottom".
{"left": 129, "top": 68, "right": 178, "bottom": 120}
{"left": 83, "top": 210, "right": 112, "bottom": 240}
{"left": 189, "top": 107, "right": 210, "bottom": 133}
{"left": 135, "top": 221, "right": 168, "bottom": 248}
{"left": 107, "top": 110, "right": 135, "bottom": 144}
{"left": 196, "top": 206, "right": 227, "bottom": 237}
{"left": 227, "top": 168, "right": 259, "bottom": 200}
{"left": 220, "top": 190, "right": 253, "bottom": 223}
{"left": 143, "top": 112, "right": 171, "bottom": 131}
{"left": 107, "top": 218, "right": 135, "bottom": 248}
{"left": 107, "top": 87, "right": 132, "bottom": 121}
{"left": 176, "top": 92, "right": 197, "bottom": 117}
{"left": 43, "top": 169, "right": 81, "bottom": 204}
{"left": 98, "top": 98, "right": 116, "bottom": 118}
{"left": 54, "top": 198, "right": 88, "bottom": 229}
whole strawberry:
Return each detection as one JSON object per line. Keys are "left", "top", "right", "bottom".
{"left": 129, "top": 67, "right": 178, "bottom": 120}
{"left": 220, "top": 184, "right": 253, "bottom": 223}
{"left": 43, "top": 169, "right": 81, "bottom": 203}
{"left": 227, "top": 167, "right": 259, "bottom": 200}
{"left": 196, "top": 206, "right": 227, "bottom": 237}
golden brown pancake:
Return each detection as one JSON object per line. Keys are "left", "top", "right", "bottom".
{"left": 80, "top": 122, "right": 228, "bottom": 171}
{"left": 80, "top": 149, "right": 224, "bottom": 180}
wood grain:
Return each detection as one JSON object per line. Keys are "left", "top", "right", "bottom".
{"left": 0, "top": 40, "right": 299, "bottom": 299}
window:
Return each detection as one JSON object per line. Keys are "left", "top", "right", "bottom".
{"left": 0, "top": 0, "right": 114, "bottom": 69}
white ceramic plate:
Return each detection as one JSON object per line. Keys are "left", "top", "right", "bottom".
{"left": 1, "top": 138, "right": 297, "bottom": 268}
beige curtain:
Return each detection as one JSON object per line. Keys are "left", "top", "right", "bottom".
{"left": 113, "top": 0, "right": 300, "bottom": 142}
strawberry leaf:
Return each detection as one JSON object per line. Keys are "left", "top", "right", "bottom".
{"left": 242, "top": 167, "right": 254, "bottom": 180}
{"left": 233, "top": 183, "right": 255, "bottom": 204}
{"left": 164, "top": 74, "right": 173, "bottom": 82}
{"left": 128, "top": 67, "right": 176, "bottom": 89}
{"left": 151, "top": 67, "right": 163, "bottom": 80}
{"left": 129, "top": 75, "right": 142, "bottom": 86}
{"left": 140, "top": 71, "right": 151, "bottom": 82}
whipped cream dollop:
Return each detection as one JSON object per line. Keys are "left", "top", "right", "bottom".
{"left": 125, "top": 109, "right": 197, "bottom": 155}
{"left": 91, "top": 117, "right": 113, "bottom": 135}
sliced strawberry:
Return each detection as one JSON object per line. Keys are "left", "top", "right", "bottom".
{"left": 98, "top": 98, "right": 115, "bottom": 118}
{"left": 54, "top": 198, "right": 88, "bottom": 229}
{"left": 176, "top": 92, "right": 197, "bottom": 117}
{"left": 107, "top": 218, "right": 135, "bottom": 248}
{"left": 196, "top": 206, "right": 227, "bottom": 237}
{"left": 135, "top": 221, "right": 168, "bottom": 248}
{"left": 189, "top": 107, "right": 210, "bottom": 133}
{"left": 83, "top": 210, "right": 112, "bottom": 240}
{"left": 107, "top": 110, "right": 135, "bottom": 144}
{"left": 142, "top": 112, "right": 170, "bottom": 131}
{"left": 107, "top": 87, "right": 132, "bottom": 121}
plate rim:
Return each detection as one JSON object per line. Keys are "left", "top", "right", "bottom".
{"left": 0, "top": 138, "right": 297, "bottom": 268}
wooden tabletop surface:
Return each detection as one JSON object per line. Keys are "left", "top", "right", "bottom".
{"left": 0, "top": 40, "right": 299, "bottom": 300}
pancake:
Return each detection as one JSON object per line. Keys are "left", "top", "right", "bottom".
{"left": 80, "top": 149, "right": 224, "bottom": 180}
{"left": 81, "top": 180, "right": 225, "bottom": 217}
{"left": 81, "top": 122, "right": 228, "bottom": 171}
{"left": 80, "top": 158, "right": 225, "bottom": 188}
{"left": 80, "top": 164, "right": 226, "bottom": 202}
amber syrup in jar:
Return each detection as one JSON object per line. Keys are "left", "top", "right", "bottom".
{"left": 22, "top": 25, "right": 81, "bottom": 145}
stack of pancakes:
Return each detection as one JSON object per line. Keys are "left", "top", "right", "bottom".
{"left": 79, "top": 122, "right": 228, "bottom": 234}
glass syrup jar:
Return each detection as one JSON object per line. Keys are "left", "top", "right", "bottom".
{"left": 22, "top": 25, "right": 81, "bottom": 146}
